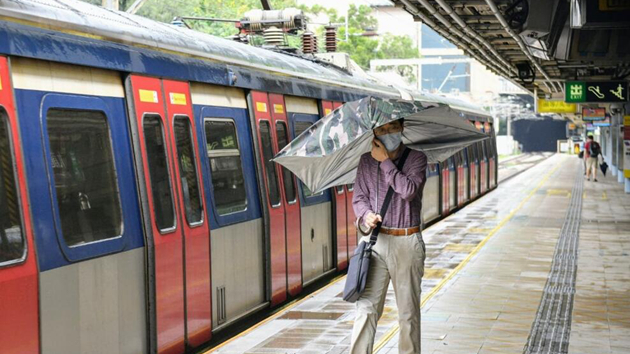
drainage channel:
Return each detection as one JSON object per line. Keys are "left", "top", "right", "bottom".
{"left": 523, "top": 167, "right": 584, "bottom": 354}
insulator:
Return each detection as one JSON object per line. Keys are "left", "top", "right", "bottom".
{"left": 242, "top": 8, "right": 305, "bottom": 33}
{"left": 325, "top": 26, "right": 337, "bottom": 53}
{"left": 302, "top": 31, "right": 318, "bottom": 54}
{"left": 263, "top": 26, "right": 284, "bottom": 47}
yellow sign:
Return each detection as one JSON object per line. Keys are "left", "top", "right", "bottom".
{"left": 273, "top": 104, "right": 284, "bottom": 114}
{"left": 256, "top": 102, "right": 267, "bottom": 113}
{"left": 0, "top": 76, "right": 2, "bottom": 90}
{"left": 538, "top": 99, "right": 577, "bottom": 113}
{"left": 169, "top": 92, "right": 187, "bottom": 106}
{"left": 139, "top": 89, "right": 158, "bottom": 103}
{"left": 624, "top": 115, "right": 630, "bottom": 126}
{"left": 324, "top": 108, "right": 331, "bottom": 115}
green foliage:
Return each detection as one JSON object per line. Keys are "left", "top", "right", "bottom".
{"left": 79, "top": 0, "right": 419, "bottom": 81}
{"left": 377, "top": 34, "right": 419, "bottom": 82}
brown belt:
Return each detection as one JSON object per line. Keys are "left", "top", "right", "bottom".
{"left": 380, "top": 226, "right": 420, "bottom": 236}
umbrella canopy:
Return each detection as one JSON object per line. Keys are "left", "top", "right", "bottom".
{"left": 273, "top": 96, "right": 490, "bottom": 193}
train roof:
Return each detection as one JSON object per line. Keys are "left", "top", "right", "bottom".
{"left": 0, "top": 0, "right": 492, "bottom": 121}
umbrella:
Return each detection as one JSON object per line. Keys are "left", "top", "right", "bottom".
{"left": 273, "top": 96, "right": 490, "bottom": 193}
{"left": 600, "top": 161, "right": 608, "bottom": 176}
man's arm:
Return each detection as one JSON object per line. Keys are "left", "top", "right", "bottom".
{"left": 379, "top": 151, "right": 427, "bottom": 201}
{"left": 352, "top": 156, "right": 373, "bottom": 227}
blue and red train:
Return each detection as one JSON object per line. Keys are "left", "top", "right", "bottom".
{"left": 0, "top": 1, "right": 497, "bottom": 353}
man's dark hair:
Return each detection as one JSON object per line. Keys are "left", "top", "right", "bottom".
{"left": 587, "top": 135, "right": 594, "bottom": 140}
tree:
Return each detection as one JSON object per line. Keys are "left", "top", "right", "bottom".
{"left": 376, "top": 34, "right": 420, "bottom": 82}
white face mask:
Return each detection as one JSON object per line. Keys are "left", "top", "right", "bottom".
{"left": 378, "top": 132, "right": 402, "bottom": 152}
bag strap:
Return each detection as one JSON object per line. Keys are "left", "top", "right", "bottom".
{"left": 369, "top": 148, "right": 411, "bottom": 245}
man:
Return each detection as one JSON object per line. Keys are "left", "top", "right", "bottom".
{"left": 584, "top": 134, "right": 601, "bottom": 182}
{"left": 351, "top": 119, "right": 428, "bottom": 354}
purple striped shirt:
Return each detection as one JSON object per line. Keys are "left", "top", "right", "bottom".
{"left": 353, "top": 147, "right": 427, "bottom": 229}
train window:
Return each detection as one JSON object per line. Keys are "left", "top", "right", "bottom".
{"left": 144, "top": 115, "right": 176, "bottom": 232}
{"left": 275, "top": 121, "right": 297, "bottom": 204}
{"left": 174, "top": 117, "right": 203, "bottom": 225}
{"left": 259, "top": 121, "right": 281, "bottom": 206}
{"left": 294, "top": 121, "right": 322, "bottom": 198}
{"left": 347, "top": 184, "right": 354, "bottom": 192}
{"left": 0, "top": 110, "right": 25, "bottom": 265}
{"left": 205, "top": 119, "right": 247, "bottom": 215}
{"left": 47, "top": 109, "right": 122, "bottom": 245}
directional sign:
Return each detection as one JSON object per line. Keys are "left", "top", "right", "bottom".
{"left": 538, "top": 99, "right": 577, "bottom": 113}
{"left": 566, "top": 81, "right": 628, "bottom": 103}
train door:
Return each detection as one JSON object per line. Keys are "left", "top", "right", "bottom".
{"left": 163, "top": 80, "right": 212, "bottom": 348}
{"left": 127, "top": 75, "right": 211, "bottom": 353}
{"left": 422, "top": 163, "right": 440, "bottom": 226}
{"left": 333, "top": 101, "right": 358, "bottom": 257}
{"left": 462, "top": 150, "right": 470, "bottom": 204}
{"left": 488, "top": 131, "right": 497, "bottom": 188}
{"left": 456, "top": 151, "right": 465, "bottom": 207}
{"left": 448, "top": 157, "right": 457, "bottom": 211}
{"left": 269, "top": 93, "right": 302, "bottom": 297}
{"left": 468, "top": 146, "right": 478, "bottom": 199}
{"left": 248, "top": 91, "right": 288, "bottom": 306}
{"left": 479, "top": 141, "right": 487, "bottom": 194}
{"left": 440, "top": 161, "right": 449, "bottom": 216}
{"left": 0, "top": 56, "right": 39, "bottom": 354}
{"left": 322, "top": 100, "right": 349, "bottom": 270}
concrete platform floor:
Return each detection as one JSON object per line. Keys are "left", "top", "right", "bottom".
{"left": 205, "top": 154, "right": 630, "bottom": 354}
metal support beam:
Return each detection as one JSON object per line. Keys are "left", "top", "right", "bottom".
{"left": 260, "top": 0, "right": 272, "bottom": 10}
{"left": 126, "top": 0, "right": 149, "bottom": 14}
{"left": 485, "top": 0, "right": 558, "bottom": 94}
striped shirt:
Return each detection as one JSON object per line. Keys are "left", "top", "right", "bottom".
{"left": 353, "top": 147, "right": 427, "bottom": 229}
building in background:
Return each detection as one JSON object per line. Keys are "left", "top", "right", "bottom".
{"left": 298, "top": 0, "right": 527, "bottom": 110}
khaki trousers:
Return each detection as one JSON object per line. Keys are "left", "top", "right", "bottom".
{"left": 349, "top": 233, "right": 426, "bottom": 354}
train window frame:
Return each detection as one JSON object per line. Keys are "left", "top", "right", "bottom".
{"left": 274, "top": 120, "right": 297, "bottom": 205}
{"left": 203, "top": 117, "right": 249, "bottom": 216}
{"left": 0, "top": 107, "right": 27, "bottom": 268}
{"left": 142, "top": 113, "right": 178, "bottom": 235}
{"left": 173, "top": 114, "right": 204, "bottom": 227}
{"left": 40, "top": 94, "right": 127, "bottom": 262}
{"left": 258, "top": 120, "right": 282, "bottom": 208}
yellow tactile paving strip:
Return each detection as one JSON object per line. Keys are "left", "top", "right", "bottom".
{"left": 568, "top": 171, "right": 630, "bottom": 354}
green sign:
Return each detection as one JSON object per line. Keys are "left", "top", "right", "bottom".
{"left": 565, "top": 81, "right": 628, "bottom": 103}
{"left": 565, "top": 81, "right": 585, "bottom": 102}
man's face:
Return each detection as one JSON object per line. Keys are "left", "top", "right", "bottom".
{"left": 373, "top": 121, "right": 403, "bottom": 136}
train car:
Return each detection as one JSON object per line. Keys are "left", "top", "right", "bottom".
{"left": 0, "top": 1, "right": 496, "bottom": 354}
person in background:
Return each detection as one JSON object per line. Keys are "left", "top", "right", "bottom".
{"left": 351, "top": 118, "right": 428, "bottom": 354}
{"left": 584, "top": 134, "right": 601, "bottom": 182}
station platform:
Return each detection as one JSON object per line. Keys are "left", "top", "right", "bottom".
{"left": 206, "top": 154, "right": 630, "bottom": 354}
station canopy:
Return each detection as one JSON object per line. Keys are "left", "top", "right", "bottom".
{"left": 391, "top": 0, "right": 630, "bottom": 98}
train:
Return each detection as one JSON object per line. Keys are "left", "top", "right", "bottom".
{"left": 0, "top": 1, "right": 497, "bottom": 353}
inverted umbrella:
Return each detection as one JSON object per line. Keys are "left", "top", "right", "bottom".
{"left": 273, "top": 96, "right": 489, "bottom": 193}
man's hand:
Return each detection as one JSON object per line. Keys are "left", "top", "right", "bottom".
{"left": 371, "top": 138, "right": 388, "bottom": 162}
{"left": 364, "top": 212, "right": 382, "bottom": 229}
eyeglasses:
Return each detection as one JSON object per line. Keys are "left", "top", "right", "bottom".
{"left": 373, "top": 123, "right": 403, "bottom": 136}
